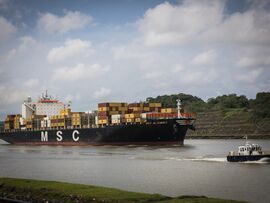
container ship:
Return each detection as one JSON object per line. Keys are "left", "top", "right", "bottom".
{"left": 0, "top": 92, "right": 196, "bottom": 146}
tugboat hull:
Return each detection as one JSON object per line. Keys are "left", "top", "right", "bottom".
{"left": 227, "top": 155, "right": 270, "bottom": 162}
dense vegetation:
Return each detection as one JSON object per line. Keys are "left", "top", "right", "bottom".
{"left": 146, "top": 92, "right": 270, "bottom": 118}
{"left": 249, "top": 92, "right": 270, "bottom": 118}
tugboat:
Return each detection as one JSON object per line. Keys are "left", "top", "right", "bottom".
{"left": 227, "top": 138, "right": 270, "bottom": 162}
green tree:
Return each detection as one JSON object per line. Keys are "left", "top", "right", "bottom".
{"left": 206, "top": 94, "right": 249, "bottom": 109}
{"left": 146, "top": 93, "right": 206, "bottom": 112}
{"left": 250, "top": 92, "right": 270, "bottom": 118}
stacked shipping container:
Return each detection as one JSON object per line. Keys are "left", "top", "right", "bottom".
{"left": 3, "top": 101, "right": 194, "bottom": 131}
{"left": 128, "top": 102, "right": 162, "bottom": 113}
{"left": 4, "top": 115, "right": 16, "bottom": 130}
{"left": 96, "top": 102, "right": 163, "bottom": 125}
{"left": 98, "top": 103, "right": 128, "bottom": 125}
{"left": 72, "top": 112, "right": 86, "bottom": 128}
{"left": 14, "top": 115, "right": 22, "bottom": 130}
{"left": 25, "top": 115, "right": 46, "bottom": 130}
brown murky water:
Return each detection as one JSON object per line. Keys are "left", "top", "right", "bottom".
{"left": 0, "top": 139, "right": 269, "bottom": 203}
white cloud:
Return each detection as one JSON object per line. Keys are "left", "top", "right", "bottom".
{"left": 64, "top": 94, "right": 81, "bottom": 103}
{"left": 111, "top": 39, "right": 155, "bottom": 61}
{"left": 191, "top": 50, "right": 217, "bottom": 65}
{"left": 23, "top": 78, "right": 39, "bottom": 88}
{"left": 201, "top": 9, "right": 270, "bottom": 45}
{"left": 180, "top": 68, "right": 218, "bottom": 85}
{"left": 237, "top": 47, "right": 270, "bottom": 67}
{"left": 38, "top": 11, "right": 92, "bottom": 34}
{"left": 171, "top": 64, "right": 184, "bottom": 73}
{"left": 237, "top": 68, "right": 263, "bottom": 83}
{"left": 137, "top": 0, "right": 270, "bottom": 46}
{"left": 0, "top": 16, "right": 16, "bottom": 40}
{"left": 0, "top": 78, "right": 41, "bottom": 117}
{"left": 18, "top": 36, "right": 36, "bottom": 50}
{"left": 0, "top": 85, "right": 29, "bottom": 106}
{"left": 52, "top": 63, "right": 110, "bottom": 81}
{"left": 141, "top": 71, "right": 162, "bottom": 79}
{"left": 47, "top": 39, "right": 95, "bottom": 63}
{"left": 137, "top": 1, "right": 224, "bottom": 46}
{"left": 93, "top": 87, "right": 112, "bottom": 99}
{"left": 7, "top": 36, "right": 36, "bottom": 60}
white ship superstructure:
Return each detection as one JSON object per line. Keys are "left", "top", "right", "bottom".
{"left": 22, "top": 91, "right": 64, "bottom": 119}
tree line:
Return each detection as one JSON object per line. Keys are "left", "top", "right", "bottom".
{"left": 146, "top": 92, "right": 270, "bottom": 118}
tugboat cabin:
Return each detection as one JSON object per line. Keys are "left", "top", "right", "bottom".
{"left": 238, "top": 143, "right": 262, "bottom": 156}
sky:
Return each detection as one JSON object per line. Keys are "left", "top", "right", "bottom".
{"left": 0, "top": 0, "right": 270, "bottom": 118}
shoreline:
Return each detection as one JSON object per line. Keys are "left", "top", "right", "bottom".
{"left": 0, "top": 177, "right": 245, "bottom": 203}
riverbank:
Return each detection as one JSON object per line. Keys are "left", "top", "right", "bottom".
{"left": 187, "top": 109, "right": 270, "bottom": 139}
{"left": 0, "top": 178, "right": 244, "bottom": 203}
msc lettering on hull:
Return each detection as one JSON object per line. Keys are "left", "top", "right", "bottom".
{"left": 41, "top": 130, "right": 80, "bottom": 142}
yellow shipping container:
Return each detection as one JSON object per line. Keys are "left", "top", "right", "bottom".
{"left": 60, "top": 108, "right": 71, "bottom": 116}
{"left": 72, "top": 121, "right": 81, "bottom": 126}
{"left": 161, "top": 108, "right": 176, "bottom": 113}
{"left": 58, "top": 122, "right": 65, "bottom": 127}
{"left": 118, "top": 106, "right": 128, "bottom": 111}
{"left": 124, "top": 113, "right": 140, "bottom": 119}
{"left": 98, "top": 107, "right": 110, "bottom": 111}
{"left": 108, "top": 111, "right": 119, "bottom": 115}
{"left": 149, "top": 103, "right": 162, "bottom": 108}
{"left": 108, "top": 103, "right": 127, "bottom": 107}
{"left": 129, "top": 107, "right": 143, "bottom": 112}
{"left": 72, "top": 112, "right": 84, "bottom": 118}
{"left": 125, "top": 118, "right": 134, "bottom": 123}
{"left": 135, "top": 118, "right": 142, "bottom": 123}
{"left": 111, "top": 119, "right": 121, "bottom": 124}
{"left": 72, "top": 118, "right": 81, "bottom": 122}
{"left": 14, "top": 115, "right": 21, "bottom": 120}
{"left": 98, "top": 119, "right": 109, "bottom": 125}
{"left": 143, "top": 107, "right": 150, "bottom": 111}
{"left": 4, "top": 123, "right": 10, "bottom": 130}
{"left": 14, "top": 122, "right": 20, "bottom": 129}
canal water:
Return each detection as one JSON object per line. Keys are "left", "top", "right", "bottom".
{"left": 0, "top": 139, "right": 269, "bottom": 203}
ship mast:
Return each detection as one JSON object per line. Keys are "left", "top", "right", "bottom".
{"left": 176, "top": 99, "right": 182, "bottom": 118}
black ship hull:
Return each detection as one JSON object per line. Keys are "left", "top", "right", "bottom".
{"left": 0, "top": 119, "right": 192, "bottom": 146}
{"left": 227, "top": 155, "right": 270, "bottom": 162}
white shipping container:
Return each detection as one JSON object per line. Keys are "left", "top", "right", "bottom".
{"left": 19, "top": 117, "right": 24, "bottom": 125}
{"left": 41, "top": 117, "right": 51, "bottom": 128}
{"left": 111, "top": 114, "right": 122, "bottom": 124}
{"left": 140, "top": 113, "right": 147, "bottom": 119}
{"left": 47, "top": 120, "right": 51, "bottom": 127}
{"left": 111, "top": 114, "right": 121, "bottom": 119}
